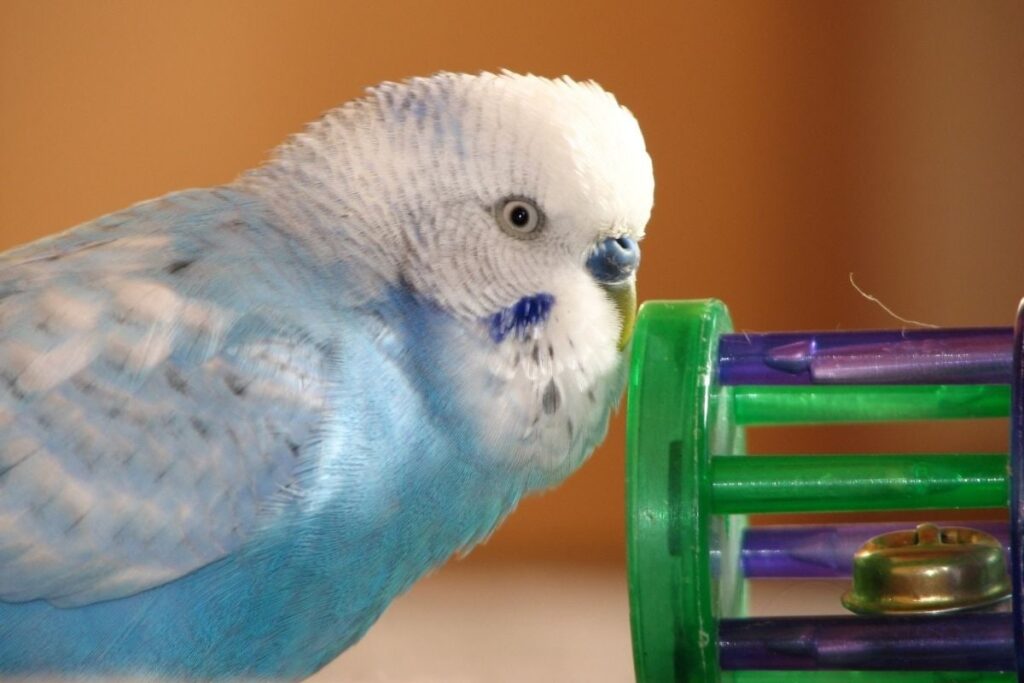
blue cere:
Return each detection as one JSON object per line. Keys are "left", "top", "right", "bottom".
{"left": 488, "top": 293, "right": 555, "bottom": 343}
{"left": 586, "top": 236, "right": 640, "bottom": 284}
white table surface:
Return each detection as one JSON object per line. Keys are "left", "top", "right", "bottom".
{"left": 316, "top": 563, "right": 850, "bottom": 682}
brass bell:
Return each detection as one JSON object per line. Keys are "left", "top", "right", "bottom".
{"left": 841, "top": 523, "right": 1011, "bottom": 615}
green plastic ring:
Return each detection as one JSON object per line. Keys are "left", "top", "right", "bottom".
{"left": 627, "top": 299, "right": 746, "bottom": 682}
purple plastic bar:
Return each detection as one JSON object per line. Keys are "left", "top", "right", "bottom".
{"left": 718, "top": 328, "right": 1013, "bottom": 386}
{"left": 1008, "top": 304, "right": 1024, "bottom": 680}
{"left": 718, "top": 612, "right": 1015, "bottom": 671}
{"left": 741, "top": 522, "right": 1010, "bottom": 578}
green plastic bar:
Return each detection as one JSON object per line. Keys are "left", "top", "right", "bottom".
{"left": 732, "top": 672, "right": 1014, "bottom": 682}
{"left": 733, "top": 385, "right": 1010, "bottom": 426}
{"left": 710, "top": 454, "right": 1007, "bottom": 514}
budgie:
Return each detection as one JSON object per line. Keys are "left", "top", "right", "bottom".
{"left": 0, "top": 71, "right": 653, "bottom": 680}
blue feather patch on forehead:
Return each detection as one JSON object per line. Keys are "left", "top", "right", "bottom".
{"left": 488, "top": 294, "right": 555, "bottom": 343}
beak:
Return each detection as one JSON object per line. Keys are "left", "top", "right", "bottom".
{"left": 586, "top": 236, "right": 640, "bottom": 351}
{"left": 601, "top": 279, "right": 637, "bottom": 351}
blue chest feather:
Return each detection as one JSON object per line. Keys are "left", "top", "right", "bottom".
{"left": 0, "top": 319, "right": 525, "bottom": 679}
{"left": 0, "top": 225, "right": 531, "bottom": 679}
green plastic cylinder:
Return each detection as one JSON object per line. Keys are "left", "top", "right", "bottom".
{"left": 710, "top": 454, "right": 1008, "bottom": 514}
{"left": 733, "top": 385, "right": 1009, "bottom": 426}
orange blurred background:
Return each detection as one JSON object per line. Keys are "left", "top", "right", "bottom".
{"left": 2, "top": 1, "right": 1023, "bottom": 568}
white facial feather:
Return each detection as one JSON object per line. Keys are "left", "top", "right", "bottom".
{"left": 244, "top": 71, "right": 654, "bottom": 478}
{"left": 245, "top": 71, "right": 653, "bottom": 317}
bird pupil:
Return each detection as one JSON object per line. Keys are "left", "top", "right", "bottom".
{"left": 510, "top": 205, "right": 530, "bottom": 227}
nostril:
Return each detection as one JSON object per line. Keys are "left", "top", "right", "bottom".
{"left": 614, "top": 237, "right": 639, "bottom": 263}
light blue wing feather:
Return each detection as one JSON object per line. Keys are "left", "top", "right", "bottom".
{"left": 0, "top": 189, "right": 331, "bottom": 607}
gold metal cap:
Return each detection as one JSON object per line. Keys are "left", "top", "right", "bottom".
{"left": 841, "top": 523, "right": 1011, "bottom": 615}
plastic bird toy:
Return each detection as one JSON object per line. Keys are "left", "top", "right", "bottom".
{"left": 627, "top": 299, "right": 1024, "bottom": 682}
{"left": 0, "top": 71, "right": 653, "bottom": 680}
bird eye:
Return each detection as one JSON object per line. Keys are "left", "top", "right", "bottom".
{"left": 496, "top": 197, "right": 544, "bottom": 238}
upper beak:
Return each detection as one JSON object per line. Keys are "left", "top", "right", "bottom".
{"left": 601, "top": 279, "right": 637, "bottom": 351}
{"left": 586, "top": 236, "right": 641, "bottom": 351}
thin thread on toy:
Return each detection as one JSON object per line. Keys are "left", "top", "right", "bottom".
{"left": 848, "top": 273, "right": 938, "bottom": 329}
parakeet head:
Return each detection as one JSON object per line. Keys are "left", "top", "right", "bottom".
{"left": 247, "top": 71, "right": 654, "bottom": 482}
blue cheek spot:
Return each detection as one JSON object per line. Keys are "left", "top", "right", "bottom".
{"left": 488, "top": 293, "right": 555, "bottom": 343}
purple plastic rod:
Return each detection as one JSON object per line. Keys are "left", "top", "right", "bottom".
{"left": 718, "top": 328, "right": 1013, "bottom": 386}
{"left": 718, "top": 612, "right": 1014, "bottom": 671}
{"left": 742, "top": 522, "right": 1010, "bottom": 578}
{"left": 1007, "top": 305, "right": 1024, "bottom": 678}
